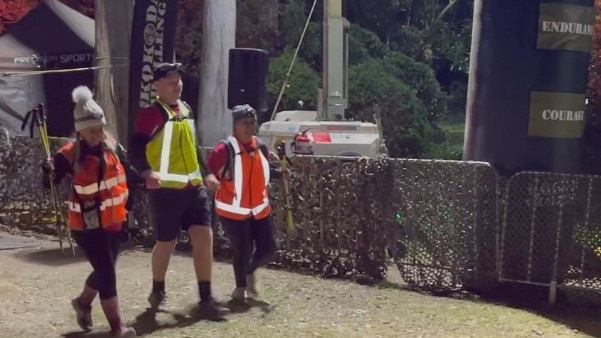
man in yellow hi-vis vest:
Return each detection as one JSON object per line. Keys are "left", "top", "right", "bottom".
{"left": 130, "top": 63, "right": 229, "bottom": 320}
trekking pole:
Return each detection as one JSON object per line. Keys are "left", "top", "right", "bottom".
{"left": 276, "top": 140, "right": 295, "bottom": 233}
{"left": 39, "top": 105, "right": 75, "bottom": 255}
{"left": 38, "top": 105, "right": 75, "bottom": 255}
{"left": 22, "top": 105, "right": 75, "bottom": 255}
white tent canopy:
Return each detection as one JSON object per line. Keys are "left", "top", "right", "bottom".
{"left": 0, "top": 0, "right": 95, "bottom": 137}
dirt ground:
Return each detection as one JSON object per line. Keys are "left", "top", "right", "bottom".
{"left": 1, "top": 232, "right": 600, "bottom": 338}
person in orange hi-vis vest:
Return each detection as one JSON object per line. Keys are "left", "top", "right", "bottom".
{"left": 40, "top": 86, "right": 143, "bottom": 338}
{"left": 207, "top": 104, "right": 286, "bottom": 303}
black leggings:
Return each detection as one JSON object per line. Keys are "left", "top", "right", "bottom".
{"left": 73, "top": 229, "right": 122, "bottom": 300}
{"left": 220, "top": 215, "right": 277, "bottom": 288}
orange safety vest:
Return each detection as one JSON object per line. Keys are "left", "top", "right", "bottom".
{"left": 59, "top": 143, "right": 129, "bottom": 232}
{"left": 214, "top": 136, "right": 272, "bottom": 221}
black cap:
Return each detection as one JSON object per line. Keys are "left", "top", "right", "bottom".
{"left": 152, "top": 63, "right": 183, "bottom": 82}
{"left": 232, "top": 104, "right": 257, "bottom": 121}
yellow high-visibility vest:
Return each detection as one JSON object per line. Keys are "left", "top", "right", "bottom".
{"left": 145, "top": 98, "right": 203, "bottom": 189}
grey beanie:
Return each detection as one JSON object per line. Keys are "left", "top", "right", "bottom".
{"left": 72, "top": 86, "right": 106, "bottom": 132}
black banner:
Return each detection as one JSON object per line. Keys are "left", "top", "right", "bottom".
{"left": 463, "top": 0, "right": 593, "bottom": 176}
{"left": 127, "top": 0, "right": 178, "bottom": 139}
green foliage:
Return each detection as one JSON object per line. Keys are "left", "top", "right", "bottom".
{"left": 348, "top": 58, "right": 439, "bottom": 158}
{"left": 426, "top": 138, "right": 463, "bottom": 160}
{"left": 236, "top": 0, "right": 280, "bottom": 52}
{"left": 348, "top": 24, "right": 389, "bottom": 65}
{"left": 278, "top": 0, "right": 321, "bottom": 68}
{"left": 279, "top": 0, "right": 306, "bottom": 47}
{"left": 382, "top": 52, "right": 447, "bottom": 120}
{"left": 173, "top": 0, "right": 472, "bottom": 160}
{"left": 427, "top": 122, "right": 465, "bottom": 160}
{"left": 265, "top": 50, "right": 321, "bottom": 121}
{"left": 175, "top": 0, "right": 204, "bottom": 74}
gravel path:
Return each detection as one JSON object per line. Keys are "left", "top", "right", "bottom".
{"left": 0, "top": 233, "right": 594, "bottom": 338}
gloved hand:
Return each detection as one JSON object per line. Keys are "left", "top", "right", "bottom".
{"left": 270, "top": 167, "right": 289, "bottom": 180}
{"left": 204, "top": 174, "right": 221, "bottom": 193}
{"left": 41, "top": 157, "right": 54, "bottom": 173}
{"left": 142, "top": 170, "right": 161, "bottom": 189}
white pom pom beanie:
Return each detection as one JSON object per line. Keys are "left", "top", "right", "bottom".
{"left": 71, "top": 85, "right": 106, "bottom": 132}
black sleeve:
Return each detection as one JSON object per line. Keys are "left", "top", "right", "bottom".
{"left": 115, "top": 143, "right": 145, "bottom": 186}
{"left": 129, "top": 133, "right": 151, "bottom": 174}
{"left": 259, "top": 143, "right": 283, "bottom": 180}
{"left": 115, "top": 143, "right": 144, "bottom": 211}
{"left": 187, "top": 102, "right": 211, "bottom": 179}
{"left": 269, "top": 165, "right": 283, "bottom": 180}
{"left": 196, "top": 140, "right": 211, "bottom": 179}
{"left": 42, "top": 152, "right": 71, "bottom": 189}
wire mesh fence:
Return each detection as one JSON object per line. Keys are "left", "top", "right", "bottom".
{"left": 2, "top": 135, "right": 601, "bottom": 305}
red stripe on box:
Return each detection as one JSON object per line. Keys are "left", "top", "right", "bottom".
{"left": 312, "top": 132, "right": 331, "bottom": 143}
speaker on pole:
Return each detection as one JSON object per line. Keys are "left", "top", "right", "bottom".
{"left": 228, "top": 48, "right": 269, "bottom": 112}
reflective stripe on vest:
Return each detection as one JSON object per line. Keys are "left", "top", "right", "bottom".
{"left": 214, "top": 136, "right": 271, "bottom": 217}
{"left": 73, "top": 174, "right": 126, "bottom": 195}
{"left": 147, "top": 99, "right": 203, "bottom": 188}
{"left": 158, "top": 114, "right": 202, "bottom": 183}
{"left": 66, "top": 190, "right": 129, "bottom": 213}
{"left": 58, "top": 143, "right": 129, "bottom": 231}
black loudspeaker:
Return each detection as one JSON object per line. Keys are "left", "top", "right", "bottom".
{"left": 228, "top": 48, "right": 269, "bottom": 112}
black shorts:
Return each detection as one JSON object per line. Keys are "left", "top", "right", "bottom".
{"left": 148, "top": 186, "right": 212, "bottom": 242}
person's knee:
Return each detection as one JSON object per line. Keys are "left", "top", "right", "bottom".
{"left": 156, "top": 228, "right": 180, "bottom": 243}
{"left": 266, "top": 237, "right": 277, "bottom": 255}
{"left": 98, "top": 287, "right": 117, "bottom": 300}
{"left": 96, "top": 272, "right": 118, "bottom": 300}
{"left": 257, "top": 217, "right": 277, "bottom": 255}
{"left": 154, "top": 239, "right": 177, "bottom": 253}
{"left": 238, "top": 236, "right": 255, "bottom": 258}
{"left": 155, "top": 238, "right": 177, "bottom": 246}
{"left": 85, "top": 272, "right": 99, "bottom": 290}
{"left": 259, "top": 238, "right": 277, "bottom": 258}
{"left": 232, "top": 239, "right": 254, "bottom": 258}
{"left": 224, "top": 228, "right": 252, "bottom": 258}
{"left": 188, "top": 225, "right": 212, "bottom": 248}
{"left": 154, "top": 210, "right": 183, "bottom": 243}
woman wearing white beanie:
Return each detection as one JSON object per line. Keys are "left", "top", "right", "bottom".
{"left": 41, "top": 85, "right": 142, "bottom": 338}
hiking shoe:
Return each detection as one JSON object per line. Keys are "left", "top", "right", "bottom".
{"left": 147, "top": 291, "right": 166, "bottom": 308}
{"left": 71, "top": 297, "right": 93, "bottom": 332}
{"left": 246, "top": 273, "right": 259, "bottom": 298}
{"left": 111, "top": 326, "right": 137, "bottom": 338}
{"left": 230, "top": 287, "right": 247, "bottom": 302}
{"left": 198, "top": 299, "right": 231, "bottom": 321}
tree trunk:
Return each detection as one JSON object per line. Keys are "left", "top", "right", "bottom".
{"left": 199, "top": 0, "right": 236, "bottom": 147}
{"left": 94, "top": 0, "right": 133, "bottom": 145}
